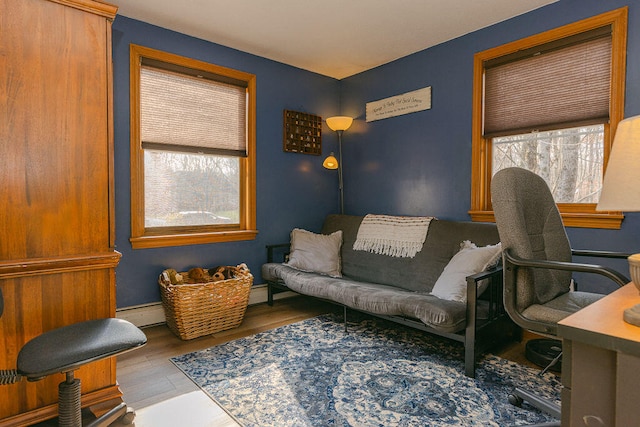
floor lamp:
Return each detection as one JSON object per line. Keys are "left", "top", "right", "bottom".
{"left": 323, "top": 116, "right": 353, "bottom": 214}
{"left": 596, "top": 114, "right": 640, "bottom": 326}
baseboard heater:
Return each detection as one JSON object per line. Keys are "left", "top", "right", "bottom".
{"left": 116, "top": 284, "right": 297, "bottom": 328}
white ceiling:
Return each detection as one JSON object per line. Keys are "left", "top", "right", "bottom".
{"left": 115, "top": 0, "right": 558, "bottom": 80}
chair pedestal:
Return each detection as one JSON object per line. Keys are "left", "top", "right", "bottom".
{"left": 58, "top": 373, "right": 82, "bottom": 426}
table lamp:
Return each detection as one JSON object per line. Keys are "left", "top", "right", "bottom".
{"left": 597, "top": 115, "right": 640, "bottom": 326}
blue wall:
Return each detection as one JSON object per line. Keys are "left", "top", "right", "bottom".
{"left": 112, "top": 17, "right": 341, "bottom": 307}
{"left": 113, "top": 0, "right": 640, "bottom": 307}
{"left": 339, "top": 0, "right": 640, "bottom": 293}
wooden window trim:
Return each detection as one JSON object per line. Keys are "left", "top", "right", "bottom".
{"left": 129, "top": 45, "right": 257, "bottom": 249}
{"left": 470, "top": 7, "right": 628, "bottom": 229}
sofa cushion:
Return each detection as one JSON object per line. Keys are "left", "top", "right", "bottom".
{"left": 321, "top": 215, "right": 500, "bottom": 293}
{"left": 285, "top": 228, "right": 342, "bottom": 277}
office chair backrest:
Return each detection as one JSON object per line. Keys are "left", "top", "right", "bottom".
{"left": 491, "top": 167, "right": 573, "bottom": 311}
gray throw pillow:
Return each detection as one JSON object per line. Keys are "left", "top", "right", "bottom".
{"left": 286, "top": 228, "right": 343, "bottom": 277}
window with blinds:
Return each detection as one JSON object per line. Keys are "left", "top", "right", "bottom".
{"left": 470, "top": 8, "right": 627, "bottom": 229}
{"left": 483, "top": 27, "right": 612, "bottom": 138}
{"left": 140, "top": 64, "right": 248, "bottom": 156}
{"left": 129, "top": 45, "right": 257, "bottom": 248}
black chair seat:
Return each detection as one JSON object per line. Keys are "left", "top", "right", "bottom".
{"left": 18, "top": 318, "right": 147, "bottom": 381}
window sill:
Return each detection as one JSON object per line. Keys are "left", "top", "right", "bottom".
{"left": 469, "top": 210, "right": 623, "bottom": 229}
{"left": 130, "top": 229, "right": 258, "bottom": 249}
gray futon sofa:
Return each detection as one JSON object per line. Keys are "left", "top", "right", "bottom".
{"left": 262, "top": 214, "right": 517, "bottom": 377}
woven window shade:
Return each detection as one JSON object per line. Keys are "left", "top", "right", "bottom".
{"left": 483, "top": 29, "right": 612, "bottom": 137}
{"left": 140, "top": 65, "right": 247, "bottom": 156}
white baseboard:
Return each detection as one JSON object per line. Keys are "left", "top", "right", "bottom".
{"left": 116, "top": 284, "right": 297, "bottom": 328}
{"left": 116, "top": 302, "right": 166, "bottom": 327}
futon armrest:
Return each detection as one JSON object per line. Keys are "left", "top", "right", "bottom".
{"left": 266, "top": 243, "right": 290, "bottom": 263}
{"left": 464, "top": 265, "right": 506, "bottom": 377}
{"left": 466, "top": 266, "right": 502, "bottom": 283}
{"left": 466, "top": 266, "right": 503, "bottom": 308}
{"left": 504, "top": 249, "right": 629, "bottom": 287}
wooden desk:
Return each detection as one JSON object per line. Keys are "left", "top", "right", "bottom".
{"left": 558, "top": 283, "right": 640, "bottom": 427}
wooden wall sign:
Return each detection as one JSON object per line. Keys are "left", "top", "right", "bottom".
{"left": 366, "top": 86, "right": 432, "bottom": 122}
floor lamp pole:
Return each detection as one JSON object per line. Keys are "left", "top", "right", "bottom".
{"left": 325, "top": 115, "right": 353, "bottom": 215}
{"left": 337, "top": 130, "right": 344, "bottom": 214}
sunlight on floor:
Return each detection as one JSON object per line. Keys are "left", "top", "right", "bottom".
{"left": 219, "top": 363, "right": 314, "bottom": 426}
{"left": 126, "top": 391, "right": 234, "bottom": 427}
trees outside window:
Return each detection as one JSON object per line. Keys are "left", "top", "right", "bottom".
{"left": 492, "top": 125, "right": 604, "bottom": 204}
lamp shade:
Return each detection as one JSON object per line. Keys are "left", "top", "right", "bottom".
{"left": 326, "top": 116, "right": 353, "bottom": 132}
{"left": 597, "top": 115, "right": 640, "bottom": 211}
{"left": 323, "top": 153, "right": 338, "bottom": 170}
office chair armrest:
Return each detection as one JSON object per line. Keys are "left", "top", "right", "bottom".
{"left": 572, "top": 249, "right": 632, "bottom": 259}
{"left": 504, "top": 249, "right": 629, "bottom": 287}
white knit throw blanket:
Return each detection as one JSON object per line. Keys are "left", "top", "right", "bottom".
{"left": 353, "top": 214, "right": 434, "bottom": 258}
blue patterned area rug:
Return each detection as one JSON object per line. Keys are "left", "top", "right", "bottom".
{"left": 171, "top": 313, "right": 560, "bottom": 426}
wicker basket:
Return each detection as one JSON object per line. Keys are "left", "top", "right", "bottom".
{"left": 158, "top": 266, "right": 253, "bottom": 340}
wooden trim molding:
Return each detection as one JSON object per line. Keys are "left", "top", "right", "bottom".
{"left": 129, "top": 45, "right": 257, "bottom": 249}
{"left": 51, "top": 0, "right": 118, "bottom": 19}
{"left": 130, "top": 230, "right": 259, "bottom": 249}
{"left": 469, "top": 7, "right": 628, "bottom": 230}
{"left": 0, "top": 252, "right": 122, "bottom": 279}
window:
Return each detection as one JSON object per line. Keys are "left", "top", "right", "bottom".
{"left": 470, "top": 8, "right": 627, "bottom": 229}
{"left": 493, "top": 125, "right": 604, "bottom": 203}
{"left": 130, "top": 45, "right": 257, "bottom": 248}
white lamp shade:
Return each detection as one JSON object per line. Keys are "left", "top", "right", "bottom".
{"left": 326, "top": 116, "right": 353, "bottom": 132}
{"left": 597, "top": 115, "right": 640, "bottom": 211}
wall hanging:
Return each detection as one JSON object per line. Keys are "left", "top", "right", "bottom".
{"left": 283, "top": 109, "right": 322, "bottom": 155}
{"left": 366, "top": 86, "right": 431, "bottom": 122}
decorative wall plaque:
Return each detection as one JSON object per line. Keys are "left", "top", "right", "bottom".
{"left": 283, "top": 109, "right": 322, "bottom": 155}
{"left": 366, "top": 86, "right": 432, "bottom": 122}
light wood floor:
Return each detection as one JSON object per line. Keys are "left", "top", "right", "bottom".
{"left": 114, "top": 296, "right": 341, "bottom": 426}
{"left": 38, "top": 295, "right": 536, "bottom": 426}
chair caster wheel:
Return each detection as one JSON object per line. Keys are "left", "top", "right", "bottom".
{"left": 508, "top": 393, "right": 523, "bottom": 407}
{"left": 119, "top": 408, "right": 136, "bottom": 425}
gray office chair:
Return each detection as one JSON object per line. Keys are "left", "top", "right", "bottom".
{"left": 0, "top": 288, "right": 147, "bottom": 426}
{"left": 491, "top": 167, "right": 629, "bottom": 423}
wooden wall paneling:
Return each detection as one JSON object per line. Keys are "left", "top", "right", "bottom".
{"left": 1, "top": 0, "right": 112, "bottom": 261}
{"left": 0, "top": 0, "right": 120, "bottom": 425}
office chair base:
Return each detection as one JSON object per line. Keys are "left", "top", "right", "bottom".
{"left": 525, "top": 339, "right": 562, "bottom": 373}
{"left": 508, "top": 387, "right": 561, "bottom": 419}
{"left": 86, "top": 402, "right": 136, "bottom": 427}
{"left": 57, "top": 373, "right": 137, "bottom": 427}
{"left": 510, "top": 422, "right": 561, "bottom": 427}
